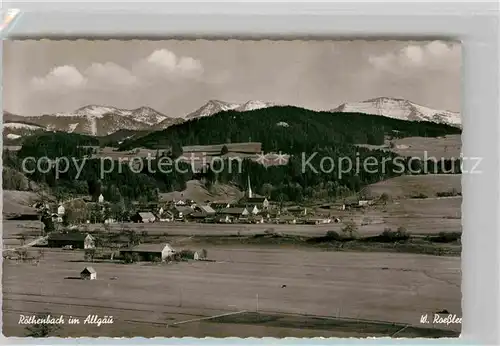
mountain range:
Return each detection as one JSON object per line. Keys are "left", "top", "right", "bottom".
{"left": 331, "top": 97, "right": 461, "bottom": 128}
{"left": 2, "top": 97, "right": 461, "bottom": 139}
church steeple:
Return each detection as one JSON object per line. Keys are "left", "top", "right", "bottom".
{"left": 247, "top": 175, "right": 253, "bottom": 198}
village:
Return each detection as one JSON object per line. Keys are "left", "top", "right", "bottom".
{"left": 32, "top": 177, "right": 370, "bottom": 226}
{"left": 2, "top": 175, "right": 380, "bottom": 286}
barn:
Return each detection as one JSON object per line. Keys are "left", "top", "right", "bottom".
{"left": 120, "top": 243, "right": 176, "bottom": 262}
{"left": 220, "top": 207, "right": 249, "bottom": 218}
{"left": 80, "top": 267, "right": 97, "bottom": 280}
{"left": 131, "top": 212, "right": 156, "bottom": 223}
{"left": 48, "top": 232, "right": 95, "bottom": 249}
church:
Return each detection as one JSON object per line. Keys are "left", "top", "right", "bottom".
{"left": 238, "top": 175, "right": 270, "bottom": 210}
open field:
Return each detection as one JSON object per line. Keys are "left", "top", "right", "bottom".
{"left": 2, "top": 247, "right": 461, "bottom": 337}
{"left": 2, "top": 190, "right": 40, "bottom": 217}
{"left": 356, "top": 135, "right": 461, "bottom": 159}
{"left": 81, "top": 218, "right": 459, "bottom": 237}
{"left": 2, "top": 221, "right": 44, "bottom": 248}
{"left": 364, "top": 174, "right": 461, "bottom": 199}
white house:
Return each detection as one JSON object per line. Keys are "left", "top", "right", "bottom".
{"left": 57, "top": 205, "right": 65, "bottom": 216}
{"left": 98, "top": 194, "right": 105, "bottom": 204}
{"left": 51, "top": 213, "right": 63, "bottom": 223}
{"left": 358, "top": 200, "right": 369, "bottom": 207}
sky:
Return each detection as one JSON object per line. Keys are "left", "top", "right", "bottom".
{"left": 3, "top": 40, "right": 461, "bottom": 118}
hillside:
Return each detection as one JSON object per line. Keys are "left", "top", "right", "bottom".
{"left": 2, "top": 190, "right": 40, "bottom": 218}
{"left": 362, "top": 174, "right": 462, "bottom": 199}
{"left": 159, "top": 180, "right": 244, "bottom": 203}
{"left": 97, "top": 129, "right": 153, "bottom": 147}
{"left": 5, "top": 106, "right": 462, "bottom": 205}
{"left": 119, "top": 106, "right": 462, "bottom": 153}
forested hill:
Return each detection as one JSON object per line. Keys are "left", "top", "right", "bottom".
{"left": 118, "top": 106, "right": 462, "bottom": 153}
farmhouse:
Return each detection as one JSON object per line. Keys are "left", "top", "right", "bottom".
{"left": 57, "top": 204, "right": 65, "bottom": 216}
{"left": 171, "top": 206, "right": 194, "bottom": 220}
{"left": 210, "top": 202, "right": 231, "bottom": 211}
{"left": 48, "top": 232, "right": 96, "bottom": 249}
{"left": 278, "top": 215, "right": 297, "bottom": 224}
{"left": 304, "top": 217, "right": 331, "bottom": 225}
{"left": 233, "top": 204, "right": 260, "bottom": 215}
{"left": 263, "top": 210, "right": 280, "bottom": 219}
{"left": 189, "top": 212, "right": 210, "bottom": 221}
{"left": 245, "top": 197, "right": 270, "bottom": 210}
{"left": 158, "top": 210, "right": 174, "bottom": 222}
{"left": 287, "top": 206, "right": 308, "bottom": 216}
{"left": 249, "top": 215, "right": 265, "bottom": 224}
{"left": 216, "top": 215, "right": 231, "bottom": 223}
{"left": 195, "top": 205, "right": 216, "bottom": 215}
{"left": 51, "top": 213, "right": 63, "bottom": 223}
{"left": 193, "top": 250, "right": 207, "bottom": 260}
{"left": 120, "top": 243, "right": 176, "bottom": 262}
{"left": 131, "top": 212, "right": 156, "bottom": 223}
{"left": 220, "top": 207, "right": 249, "bottom": 218}
{"left": 80, "top": 267, "right": 97, "bottom": 280}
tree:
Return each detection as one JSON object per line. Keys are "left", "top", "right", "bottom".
{"left": 379, "top": 193, "right": 390, "bottom": 206}
{"left": 220, "top": 145, "right": 229, "bottom": 156}
{"left": 62, "top": 212, "right": 70, "bottom": 227}
{"left": 127, "top": 230, "right": 141, "bottom": 247}
{"left": 396, "top": 226, "right": 409, "bottom": 238}
{"left": 25, "top": 313, "right": 61, "bottom": 337}
{"left": 261, "top": 183, "right": 273, "bottom": 197}
{"left": 170, "top": 142, "right": 183, "bottom": 159}
{"left": 201, "top": 248, "right": 208, "bottom": 259}
{"left": 111, "top": 200, "right": 125, "bottom": 221}
{"left": 41, "top": 213, "right": 55, "bottom": 234}
{"left": 84, "top": 249, "right": 96, "bottom": 262}
{"left": 89, "top": 203, "right": 102, "bottom": 223}
{"left": 123, "top": 252, "right": 140, "bottom": 264}
{"left": 341, "top": 220, "right": 358, "bottom": 239}
{"left": 16, "top": 248, "right": 28, "bottom": 262}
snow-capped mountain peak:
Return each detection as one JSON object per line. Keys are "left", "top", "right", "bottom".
{"left": 130, "top": 106, "right": 168, "bottom": 126}
{"left": 54, "top": 105, "right": 122, "bottom": 118}
{"left": 22, "top": 105, "right": 173, "bottom": 136}
{"left": 331, "top": 97, "right": 461, "bottom": 128}
{"left": 185, "top": 100, "right": 240, "bottom": 119}
{"left": 3, "top": 122, "right": 44, "bottom": 130}
{"left": 185, "top": 99, "right": 276, "bottom": 120}
{"left": 52, "top": 105, "right": 168, "bottom": 125}
{"left": 235, "top": 100, "right": 275, "bottom": 112}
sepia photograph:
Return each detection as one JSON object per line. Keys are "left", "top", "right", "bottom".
{"left": 2, "top": 39, "right": 462, "bottom": 338}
